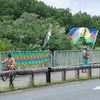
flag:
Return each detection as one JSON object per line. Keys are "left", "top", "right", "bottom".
{"left": 44, "top": 24, "right": 52, "bottom": 45}
{"left": 84, "top": 28, "right": 98, "bottom": 44}
{"left": 69, "top": 27, "right": 85, "bottom": 44}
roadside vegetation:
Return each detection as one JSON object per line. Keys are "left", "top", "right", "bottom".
{"left": 0, "top": 0, "right": 100, "bottom": 51}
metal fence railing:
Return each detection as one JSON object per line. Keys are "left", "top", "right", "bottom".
{"left": 53, "top": 50, "right": 100, "bottom": 67}
{"left": 0, "top": 50, "right": 100, "bottom": 70}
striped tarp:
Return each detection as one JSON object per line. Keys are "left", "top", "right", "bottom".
{"left": 1, "top": 50, "right": 51, "bottom": 66}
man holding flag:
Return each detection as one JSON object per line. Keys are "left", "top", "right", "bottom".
{"left": 69, "top": 27, "right": 98, "bottom": 72}
{"left": 82, "top": 45, "right": 90, "bottom": 72}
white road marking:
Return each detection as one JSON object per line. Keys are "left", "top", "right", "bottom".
{"left": 94, "top": 86, "right": 100, "bottom": 90}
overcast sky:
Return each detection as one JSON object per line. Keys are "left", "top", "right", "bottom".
{"left": 38, "top": 0, "right": 100, "bottom": 16}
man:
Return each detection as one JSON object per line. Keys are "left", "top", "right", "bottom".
{"left": 2, "top": 54, "right": 15, "bottom": 70}
{"left": 82, "top": 46, "right": 89, "bottom": 72}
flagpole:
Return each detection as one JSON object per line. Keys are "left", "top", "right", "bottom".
{"left": 90, "top": 30, "right": 98, "bottom": 52}
{"left": 42, "top": 24, "right": 52, "bottom": 48}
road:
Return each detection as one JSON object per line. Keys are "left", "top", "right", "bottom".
{"left": 0, "top": 79, "right": 100, "bottom": 100}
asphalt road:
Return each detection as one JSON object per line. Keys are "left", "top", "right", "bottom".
{"left": 0, "top": 79, "right": 100, "bottom": 100}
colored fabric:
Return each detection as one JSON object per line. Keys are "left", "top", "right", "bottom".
{"left": 69, "top": 27, "right": 86, "bottom": 44}
{"left": 69, "top": 27, "right": 98, "bottom": 44}
{"left": 2, "top": 51, "right": 51, "bottom": 66}
{"left": 84, "top": 28, "right": 98, "bottom": 44}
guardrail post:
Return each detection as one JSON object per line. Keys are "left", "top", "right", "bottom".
{"left": 30, "top": 73, "right": 34, "bottom": 85}
{"left": 75, "top": 68, "right": 79, "bottom": 79}
{"left": 46, "top": 67, "right": 51, "bottom": 84}
{"left": 62, "top": 70, "right": 66, "bottom": 81}
{"left": 99, "top": 67, "right": 100, "bottom": 78}
{"left": 0, "top": 54, "right": 2, "bottom": 71}
{"left": 88, "top": 66, "right": 92, "bottom": 78}
{"left": 9, "top": 75, "right": 14, "bottom": 90}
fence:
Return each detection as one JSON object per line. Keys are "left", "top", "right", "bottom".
{"left": 53, "top": 50, "right": 100, "bottom": 67}
{"left": 0, "top": 50, "right": 100, "bottom": 71}
{"left": 0, "top": 64, "right": 100, "bottom": 90}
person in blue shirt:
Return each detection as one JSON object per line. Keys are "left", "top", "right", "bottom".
{"left": 82, "top": 46, "right": 89, "bottom": 72}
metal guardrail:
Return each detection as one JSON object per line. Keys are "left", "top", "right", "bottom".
{"left": 0, "top": 64, "right": 100, "bottom": 90}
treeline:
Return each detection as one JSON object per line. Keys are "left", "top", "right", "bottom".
{"left": 0, "top": 0, "right": 100, "bottom": 51}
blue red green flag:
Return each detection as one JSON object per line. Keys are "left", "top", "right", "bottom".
{"left": 69, "top": 27, "right": 98, "bottom": 44}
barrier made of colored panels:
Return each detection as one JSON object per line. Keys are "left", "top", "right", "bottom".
{"left": 1, "top": 50, "right": 51, "bottom": 66}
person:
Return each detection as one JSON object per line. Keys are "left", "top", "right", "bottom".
{"left": 82, "top": 46, "right": 89, "bottom": 73}
{"left": 47, "top": 46, "right": 54, "bottom": 67}
{"left": 2, "top": 54, "right": 15, "bottom": 70}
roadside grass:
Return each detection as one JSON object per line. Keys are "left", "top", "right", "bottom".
{"left": 0, "top": 74, "right": 100, "bottom": 94}
{"left": 0, "top": 86, "right": 9, "bottom": 93}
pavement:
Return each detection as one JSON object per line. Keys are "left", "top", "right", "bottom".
{"left": 0, "top": 79, "right": 100, "bottom": 100}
